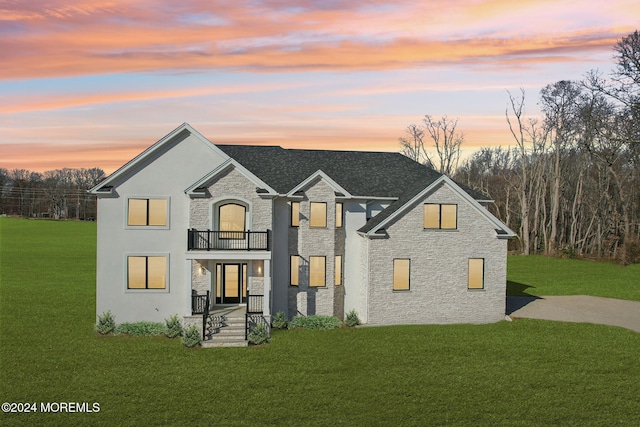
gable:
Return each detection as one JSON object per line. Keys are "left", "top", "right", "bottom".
{"left": 359, "top": 175, "right": 515, "bottom": 239}
{"left": 185, "top": 159, "right": 277, "bottom": 198}
{"left": 90, "top": 123, "right": 229, "bottom": 194}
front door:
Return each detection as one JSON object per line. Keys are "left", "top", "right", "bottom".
{"left": 215, "top": 263, "right": 247, "bottom": 305}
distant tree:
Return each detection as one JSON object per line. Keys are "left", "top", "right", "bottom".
{"left": 399, "top": 115, "right": 464, "bottom": 175}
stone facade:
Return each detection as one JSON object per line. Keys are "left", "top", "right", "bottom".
{"left": 189, "top": 166, "right": 272, "bottom": 231}
{"left": 366, "top": 183, "right": 507, "bottom": 325}
{"left": 288, "top": 178, "right": 342, "bottom": 317}
{"left": 188, "top": 167, "right": 273, "bottom": 304}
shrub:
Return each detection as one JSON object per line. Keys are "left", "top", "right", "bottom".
{"left": 271, "top": 311, "right": 288, "bottom": 329}
{"left": 95, "top": 311, "right": 116, "bottom": 335}
{"left": 622, "top": 239, "right": 640, "bottom": 265}
{"left": 561, "top": 245, "right": 577, "bottom": 259}
{"left": 114, "top": 321, "right": 167, "bottom": 336}
{"left": 182, "top": 325, "right": 202, "bottom": 348}
{"left": 164, "top": 314, "right": 183, "bottom": 338}
{"left": 288, "top": 315, "right": 342, "bottom": 330}
{"left": 345, "top": 309, "right": 360, "bottom": 327}
{"left": 247, "top": 323, "right": 270, "bottom": 345}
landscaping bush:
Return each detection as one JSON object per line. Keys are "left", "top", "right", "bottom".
{"left": 345, "top": 309, "right": 360, "bottom": 327}
{"left": 247, "top": 323, "right": 270, "bottom": 345}
{"left": 288, "top": 315, "right": 342, "bottom": 330}
{"left": 114, "top": 321, "right": 167, "bottom": 336}
{"left": 181, "top": 325, "right": 202, "bottom": 348}
{"left": 95, "top": 311, "right": 116, "bottom": 335}
{"left": 164, "top": 314, "right": 183, "bottom": 338}
{"left": 271, "top": 311, "right": 288, "bottom": 329}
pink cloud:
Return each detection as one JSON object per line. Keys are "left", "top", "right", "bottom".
{"left": 0, "top": 1, "right": 635, "bottom": 80}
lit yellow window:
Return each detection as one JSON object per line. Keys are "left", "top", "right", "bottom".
{"left": 147, "top": 256, "right": 167, "bottom": 289}
{"left": 291, "top": 202, "right": 300, "bottom": 227}
{"left": 127, "top": 198, "right": 167, "bottom": 226}
{"left": 336, "top": 202, "right": 343, "bottom": 228}
{"left": 310, "top": 202, "right": 327, "bottom": 228}
{"left": 423, "top": 204, "right": 457, "bottom": 229}
{"left": 148, "top": 199, "right": 167, "bottom": 226}
{"left": 441, "top": 204, "right": 457, "bottom": 229}
{"left": 127, "top": 256, "right": 147, "bottom": 289}
{"left": 468, "top": 258, "right": 484, "bottom": 289}
{"left": 309, "top": 256, "right": 326, "bottom": 287}
{"left": 335, "top": 255, "right": 342, "bottom": 286}
{"left": 290, "top": 256, "right": 299, "bottom": 286}
{"left": 127, "top": 256, "right": 167, "bottom": 289}
{"left": 393, "top": 259, "right": 410, "bottom": 291}
{"left": 219, "top": 203, "right": 245, "bottom": 238}
{"left": 423, "top": 204, "right": 440, "bottom": 229}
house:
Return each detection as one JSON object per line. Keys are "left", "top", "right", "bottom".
{"left": 90, "top": 123, "right": 515, "bottom": 342}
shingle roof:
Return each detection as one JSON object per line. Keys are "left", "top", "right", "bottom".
{"left": 215, "top": 144, "right": 492, "bottom": 234}
{"left": 216, "top": 144, "right": 442, "bottom": 197}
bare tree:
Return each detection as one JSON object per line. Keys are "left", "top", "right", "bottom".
{"left": 398, "top": 115, "right": 464, "bottom": 175}
{"left": 540, "top": 80, "right": 582, "bottom": 255}
{"left": 506, "top": 89, "right": 534, "bottom": 254}
{"left": 422, "top": 115, "right": 463, "bottom": 175}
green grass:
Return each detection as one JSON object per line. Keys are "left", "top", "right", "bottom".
{"left": 1, "top": 217, "right": 640, "bottom": 426}
{"left": 507, "top": 254, "right": 640, "bottom": 301}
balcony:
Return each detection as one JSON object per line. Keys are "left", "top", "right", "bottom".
{"left": 187, "top": 229, "right": 271, "bottom": 251}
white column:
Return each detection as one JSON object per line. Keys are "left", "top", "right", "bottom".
{"left": 184, "top": 259, "right": 192, "bottom": 317}
{"left": 263, "top": 259, "right": 271, "bottom": 317}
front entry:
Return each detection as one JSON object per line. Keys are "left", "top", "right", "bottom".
{"left": 215, "top": 263, "right": 247, "bottom": 305}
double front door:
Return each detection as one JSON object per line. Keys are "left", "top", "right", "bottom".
{"left": 215, "top": 263, "right": 247, "bottom": 305}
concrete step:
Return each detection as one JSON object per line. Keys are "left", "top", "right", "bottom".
{"left": 202, "top": 339, "right": 248, "bottom": 348}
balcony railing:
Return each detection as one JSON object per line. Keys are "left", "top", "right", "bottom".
{"left": 187, "top": 229, "right": 271, "bottom": 251}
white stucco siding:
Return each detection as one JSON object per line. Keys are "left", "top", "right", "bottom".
{"left": 366, "top": 183, "right": 507, "bottom": 325}
{"left": 342, "top": 200, "right": 368, "bottom": 321}
{"left": 95, "top": 132, "right": 227, "bottom": 323}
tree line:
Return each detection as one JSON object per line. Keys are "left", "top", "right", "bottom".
{"left": 402, "top": 31, "right": 640, "bottom": 263}
{"left": 0, "top": 167, "right": 105, "bottom": 220}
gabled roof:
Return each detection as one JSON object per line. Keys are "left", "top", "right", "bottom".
{"left": 358, "top": 175, "right": 515, "bottom": 239}
{"left": 216, "top": 144, "right": 443, "bottom": 198}
{"left": 89, "top": 123, "right": 229, "bottom": 194}
{"left": 185, "top": 158, "right": 277, "bottom": 197}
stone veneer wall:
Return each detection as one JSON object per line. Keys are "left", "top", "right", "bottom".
{"left": 366, "top": 183, "right": 507, "bottom": 325}
{"left": 191, "top": 260, "right": 210, "bottom": 295}
{"left": 288, "top": 178, "right": 341, "bottom": 317}
{"left": 187, "top": 166, "right": 273, "bottom": 299}
{"left": 189, "top": 167, "right": 272, "bottom": 231}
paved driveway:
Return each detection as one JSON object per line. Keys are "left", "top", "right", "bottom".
{"left": 506, "top": 295, "right": 640, "bottom": 333}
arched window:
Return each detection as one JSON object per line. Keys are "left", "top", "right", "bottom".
{"left": 218, "top": 203, "right": 246, "bottom": 238}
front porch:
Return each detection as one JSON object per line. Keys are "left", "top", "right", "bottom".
{"left": 184, "top": 297, "right": 270, "bottom": 347}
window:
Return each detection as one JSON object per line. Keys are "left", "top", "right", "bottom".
{"left": 218, "top": 203, "right": 245, "bottom": 238}
{"left": 127, "top": 256, "right": 167, "bottom": 289}
{"left": 310, "top": 202, "right": 327, "bottom": 228}
{"left": 309, "top": 256, "right": 326, "bottom": 287}
{"left": 336, "top": 202, "right": 343, "bottom": 228}
{"left": 424, "top": 204, "right": 457, "bottom": 229}
{"left": 290, "top": 255, "right": 299, "bottom": 286}
{"left": 291, "top": 202, "right": 300, "bottom": 227}
{"left": 127, "top": 198, "right": 167, "bottom": 226}
{"left": 393, "top": 259, "right": 410, "bottom": 291}
{"left": 468, "top": 258, "right": 484, "bottom": 289}
{"left": 335, "top": 255, "right": 342, "bottom": 286}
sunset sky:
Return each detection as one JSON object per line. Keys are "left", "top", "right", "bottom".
{"left": 1, "top": 0, "right": 638, "bottom": 173}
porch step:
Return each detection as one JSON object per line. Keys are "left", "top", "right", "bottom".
{"left": 202, "top": 339, "right": 248, "bottom": 348}
{"left": 203, "top": 315, "right": 248, "bottom": 347}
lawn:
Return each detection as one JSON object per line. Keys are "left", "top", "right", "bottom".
{"left": 507, "top": 254, "right": 640, "bottom": 301}
{"left": 1, "top": 217, "right": 639, "bottom": 426}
